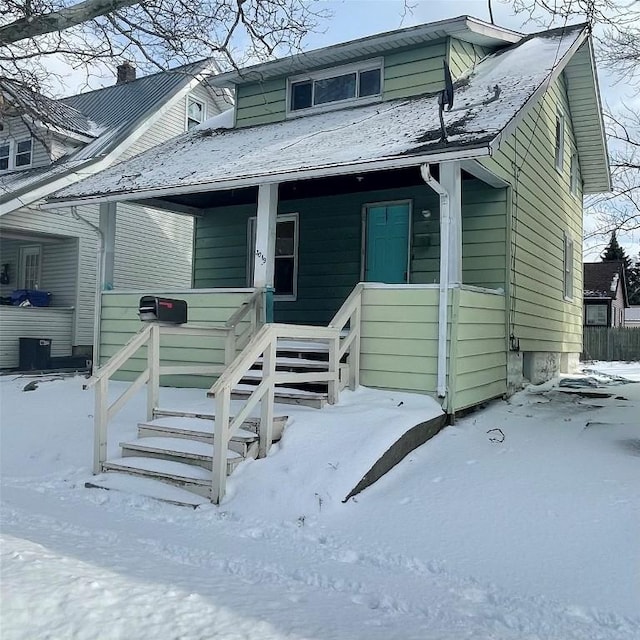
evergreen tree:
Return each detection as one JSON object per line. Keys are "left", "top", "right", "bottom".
{"left": 601, "top": 231, "right": 633, "bottom": 272}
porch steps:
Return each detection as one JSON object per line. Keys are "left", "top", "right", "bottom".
{"left": 91, "top": 412, "right": 289, "bottom": 503}
{"left": 143, "top": 413, "right": 289, "bottom": 442}
{"left": 101, "top": 456, "right": 222, "bottom": 498}
{"left": 229, "top": 383, "right": 328, "bottom": 409}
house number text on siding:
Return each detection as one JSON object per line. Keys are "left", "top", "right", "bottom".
{"left": 255, "top": 249, "right": 267, "bottom": 265}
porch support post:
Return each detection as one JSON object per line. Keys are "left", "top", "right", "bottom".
{"left": 99, "top": 202, "right": 116, "bottom": 290}
{"left": 254, "top": 183, "right": 278, "bottom": 323}
{"left": 439, "top": 161, "right": 462, "bottom": 285}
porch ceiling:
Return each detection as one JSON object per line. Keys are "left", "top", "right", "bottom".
{"left": 47, "top": 24, "right": 594, "bottom": 210}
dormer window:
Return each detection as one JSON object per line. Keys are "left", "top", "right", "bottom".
{"left": 186, "top": 96, "right": 205, "bottom": 130}
{"left": 288, "top": 60, "right": 382, "bottom": 114}
{"left": 0, "top": 138, "right": 33, "bottom": 171}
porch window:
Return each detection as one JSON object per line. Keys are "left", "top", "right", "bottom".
{"left": 563, "top": 232, "right": 573, "bottom": 300}
{"left": 247, "top": 213, "right": 299, "bottom": 300}
{"left": 288, "top": 60, "right": 382, "bottom": 114}
{"left": 585, "top": 304, "right": 607, "bottom": 326}
{"left": 186, "top": 96, "right": 205, "bottom": 130}
{"left": 18, "top": 245, "right": 42, "bottom": 290}
{"left": 555, "top": 112, "right": 565, "bottom": 173}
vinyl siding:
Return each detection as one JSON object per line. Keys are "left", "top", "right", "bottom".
{"left": 450, "top": 288, "right": 506, "bottom": 412}
{"left": 382, "top": 40, "right": 447, "bottom": 100}
{"left": 113, "top": 203, "right": 193, "bottom": 289}
{"left": 479, "top": 75, "right": 583, "bottom": 354}
{"left": 235, "top": 79, "right": 287, "bottom": 128}
{"left": 193, "top": 180, "right": 507, "bottom": 325}
{"left": 0, "top": 306, "right": 74, "bottom": 367}
{"left": 99, "top": 289, "right": 254, "bottom": 387}
{"left": 447, "top": 39, "right": 491, "bottom": 79}
{"left": 359, "top": 285, "right": 442, "bottom": 394}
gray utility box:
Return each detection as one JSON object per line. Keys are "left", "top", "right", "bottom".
{"left": 139, "top": 296, "right": 187, "bottom": 324}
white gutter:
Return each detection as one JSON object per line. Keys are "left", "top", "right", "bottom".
{"left": 420, "top": 163, "right": 449, "bottom": 398}
{"left": 43, "top": 145, "right": 491, "bottom": 210}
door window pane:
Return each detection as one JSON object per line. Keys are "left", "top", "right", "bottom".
{"left": 585, "top": 305, "right": 607, "bottom": 325}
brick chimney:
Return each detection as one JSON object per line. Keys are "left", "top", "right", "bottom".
{"left": 116, "top": 62, "right": 136, "bottom": 84}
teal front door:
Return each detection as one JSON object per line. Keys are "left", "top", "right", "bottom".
{"left": 364, "top": 202, "right": 410, "bottom": 283}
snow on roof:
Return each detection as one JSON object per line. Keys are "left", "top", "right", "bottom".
{"left": 50, "top": 25, "right": 585, "bottom": 204}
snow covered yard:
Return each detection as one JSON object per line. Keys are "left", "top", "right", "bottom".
{"left": 1, "top": 364, "right": 639, "bottom": 640}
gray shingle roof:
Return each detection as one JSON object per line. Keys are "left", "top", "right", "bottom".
{"left": 583, "top": 261, "right": 628, "bottom": 302}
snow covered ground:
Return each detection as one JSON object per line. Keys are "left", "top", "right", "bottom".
{"left": 1, "top": 363, "right": 639, "bottom": 639}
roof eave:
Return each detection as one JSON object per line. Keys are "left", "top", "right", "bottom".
{"left": 211, "top": 16, "right": 521, "bottom": 88}
{"left": 43, "top": 143, "right": 493, "bottom": 210}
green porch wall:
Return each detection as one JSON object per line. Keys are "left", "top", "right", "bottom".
{"left": 479, "top": 74, "right": 584, "bottom": 354}
{"left": 193, "top": 179, "right": 507, "bottom": 325}
{"left": 447, "top": 38, "right": 491, "bottom": 79}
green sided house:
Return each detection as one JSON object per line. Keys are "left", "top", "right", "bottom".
{"left": 45, "top": 16, "right": 610, "bottom": 502}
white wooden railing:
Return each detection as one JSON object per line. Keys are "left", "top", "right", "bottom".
{"left": 86, "top": 291, "right": 263, "bottom": 475}
{"left": 208, "top": 284, "right": 364, "bottom": 503}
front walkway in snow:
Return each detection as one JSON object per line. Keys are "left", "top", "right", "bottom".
{"left": 1, "top": 364, "right": 639, "bottom": 640}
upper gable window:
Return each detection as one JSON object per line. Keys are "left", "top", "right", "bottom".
{"left": 0, "top": 138, "right": 33, "bottom": 171}
{"left": 288, "top": 60, "right": 382, "bottom": 114}
{"left": 555, "top": 112, "right": 565, "bottom": 173}
{"left": 186, "top": 96, "right": 206, "bottom": 130}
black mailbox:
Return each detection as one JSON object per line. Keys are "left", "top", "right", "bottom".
{"left": 139, "top": 296, "right": 187, "bottom": 324}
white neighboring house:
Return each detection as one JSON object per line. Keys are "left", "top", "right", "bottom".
{"left": 0, "top": 63, "right": 229, "bottom": 369}
{"left": 625, "top": 306, "right": 640, "bottom": 328}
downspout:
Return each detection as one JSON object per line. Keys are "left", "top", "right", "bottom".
{"left": 70, "top": 207, "right": 104, "bottom": 374}
{"left": 420, "top": 163, "right": 449, "bottom": 398}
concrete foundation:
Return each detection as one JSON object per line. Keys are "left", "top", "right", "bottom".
{"left": 522, "top": 351, "right": 561, "bottom": 384}
{"left": 560, "top": 352, "right": 580, "bottom": 374}
{"left": 507, "top": 351, "right": 525, "bottom": 394}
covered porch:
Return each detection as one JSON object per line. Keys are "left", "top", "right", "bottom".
{"left": 0, "top": 228, "right": 78, "bottom": 369}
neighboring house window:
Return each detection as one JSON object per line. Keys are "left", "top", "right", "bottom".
{"left": 186, "top": 96, "right": 205, "bottom": 130}
{"left": 570, "top": 152, "right": 579, "bottom": 195}
{"left": 555, "top": 112, "right": 565, "bottom": 172}
{"left": 18, "top": 245, "right": 42, "bottom": 290}
{"left": 563, "top": 232, "right": 573, "bottom": 300}
{"left": 0, "top": 138, "right": 33, "bottom": 171}
{"left": 585, "top": 304, "right": 607, "bottom": 326}
{"left": 247, "top": 213, "right": 299, "bottom": 300}
{"left": 0, "top": 142, "right": 9, "bottom": 170}
{"left": 288, "top": 60, "right": 382, "bottom": 114}
{"left": 15, "top": 139, "right": 32, "bottom": 167}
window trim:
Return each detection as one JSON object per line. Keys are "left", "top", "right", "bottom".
{"left": 555, "top": 111, "right": 565, "bottom": 173}
{"left": 185, "top": 95, "right": 206, "bottom": 131}
{"left": 563, "top": 232, "right": 574, "bottom": 301}
{"left": 18, "top": 244, "right": 42, "bottom": 290}
{"left": 247, "top": 212, "right": 299, "bottom": 301}
{"left": 0, "top": 137, "right": 33, "bottom": 171}
{"left": 286, "top": 58, "right": 384, "bottom": 117}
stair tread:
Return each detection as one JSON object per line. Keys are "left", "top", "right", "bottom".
{"left": 121, "top": 436, "right": 248, "bottom": 459}
{"left": 139, "top": 418, "right": 258, "bottom": 441}
{"left": 255, "top": 356, "right": 330, "bottom": 369}
{"left": 86, "top": 473, "right": 210, "bottom": 507}
{"left": 233, "top": 383, "right": 328, "bottom": 399}
{"left": 104, "top": 456, "right": 214, "bottom": 482}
